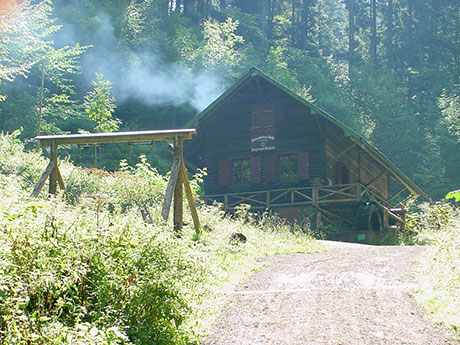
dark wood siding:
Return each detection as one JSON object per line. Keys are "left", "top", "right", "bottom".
{"left": 218, "top": 159, "right": 230, "bottom": 187}
{"left": 201, "top": 78, "right": 326, "bottom": 194}
{"left": 298, "top": 152, "right": 310, "bottom": 180}
{"left": 325, "top": 122, "right": 389, "bottom": 199}
{"left": 251, "top": 156, "right": 262, "bottom": 184}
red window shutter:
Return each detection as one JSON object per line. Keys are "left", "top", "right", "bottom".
{"left": 265, "top": 155, "right": 278, "bottom": 184}
{"left": 298, "top": 152, "right": 310, "bottom": 180}
{"left": 219, "top": 159, "right": 230, "bottom": 187}
{"left": 251, "top": 156, "right": 262, "bottom": 184}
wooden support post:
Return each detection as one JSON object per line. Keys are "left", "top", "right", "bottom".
{"left": 328, "top": 143, "right": 356, "bottom": 167}
{"left": 266, "top": 191, "right": 270, "bottom": 208}
{"left": 55, "top": 166, "right": 70, "bottom": 203}
{"left": 224, "top": 195, "right": 229, "bottom": 211}
{"left": 31, "top": 161, "right": 55, "bottom": 198}
{"left": 49, "top": 141, "right": 58, "bottom": 195}
{"left": 388, "top": 186, "right": 407, "bottom": 204}
{"left": 173, "top": 137, "right": 184, "bottom": 232}
{"left": 364, "top": 169, "right": 389, "bottom": 188}
{"left": 161, "top": 156, "right": 181, "bottom": 221}
{"left": 315, "top": 209, "right": 322, "bottom": 227}
{"left": 181, "top": 161, "right": 201, "bottom": 236}
{"left": 356, "top": 184, "right": 362, "bottom": 201}
{"left": 312, "top": 184, "right": 320, "bottom": 228}
{"left": 312, "top": 185, "right": 319, "bottom": 208}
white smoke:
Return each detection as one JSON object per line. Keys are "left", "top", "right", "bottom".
{"left": 78, "top": 13, "right": 225, "bottom": 111}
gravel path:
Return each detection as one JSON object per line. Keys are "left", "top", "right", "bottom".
{"left": 202, "top": 241, "right": 457, "bottom": 345}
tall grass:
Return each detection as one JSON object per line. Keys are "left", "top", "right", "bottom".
{"left": 0, "top": 133, "right": 321, "bottom": 344}
{"left": 406, "top": 201, "right": 460, "bottom": 335}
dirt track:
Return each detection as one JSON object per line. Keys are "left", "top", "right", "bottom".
{"left": 202, "top": 241, "right": 457, "bottom": 345}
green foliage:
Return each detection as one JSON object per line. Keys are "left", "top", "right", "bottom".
{"left": 83, "top": 73, "right": 120, "bottom": 133}
{"left": 439, "top": 90, "right": 460, "bottom": 142}
{"left": 0, "top": 135, "right": 320, "bottom": 344}
{"left": 446, "top": 190, "right": 460, "bottom": 203}
{"left": 0, "top": 0, "right": 88, "bottom": 138}
{"left": 196, "top": 17, "right": 244, "bottom": 74}
{"left": 0, "top": 131, "right": 45, "bottom": 188}
{"left": 405, "top": 201, "right": 460, "bottom": 334}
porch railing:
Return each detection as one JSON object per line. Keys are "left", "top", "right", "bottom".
{"left": 202, "top": 183, "right": 390, "bottom": 211}
{"left": 202, "top": 183, "right": 404, "bottom": 227}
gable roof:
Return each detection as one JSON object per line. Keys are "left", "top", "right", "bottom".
{"left": 186, "top": 67, "right": 427, "bottom": 199}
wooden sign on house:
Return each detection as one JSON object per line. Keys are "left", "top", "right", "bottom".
{"left": 185, "top": 68, "right": 426, "bottom": 241}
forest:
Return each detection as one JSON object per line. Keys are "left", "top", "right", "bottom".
{"left": 1, "top": 0, "right": 460, "bottom": 199}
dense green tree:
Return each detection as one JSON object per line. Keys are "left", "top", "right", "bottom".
{"left": 0, "top": 0, "right": 87, "bottom": 138}
{"left": 83, "top": 73, "right": 120, "bottom": 133}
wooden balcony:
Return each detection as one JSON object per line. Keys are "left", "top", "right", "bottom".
{"left": 202, "top": 183, "right": 404, "bottom": 228}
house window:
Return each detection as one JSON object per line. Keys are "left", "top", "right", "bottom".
{"left": 232, "top": 159, "right": 251, "bottom": 186}
{"left": 279, "top": 155, "right": 298, "bottom": 184}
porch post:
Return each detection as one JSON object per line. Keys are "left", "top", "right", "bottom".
{"left": 49, "top": 140, "right": 58, "bottom": 195}
{"left": 173, "top": 137, "right": 184, "bottom": 232}
{"left": 312, "top": 183, "right": 321, "bottom": 228}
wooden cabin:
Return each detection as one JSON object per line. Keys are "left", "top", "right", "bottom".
{"left": 185, "top": 68, "right": 425, "bottom": 237}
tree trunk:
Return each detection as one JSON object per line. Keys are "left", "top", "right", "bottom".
{"left": 183, "top": 0, "right": 194, "bottom": 15}
{"left": 455, "top": 1, "right": 460, "bottom": 83}
{"left": 299, "top": 0, "right": 308, "bottom": 49}
{"left": 267, "top": 0, "right": 275, "bottom": 40}
{"left": 348, "top": 0, "right": 355, "bottom": 76}
{"left": 37, "top": 59, "right": 45, "bottom": 149}
{"left": 371, "top": 0, "right": 377, "bottom": 68}
{"left": 291, "top": 0, "right": 298, "bottom": 46}
{"left": 261, "top": 0, "right": 268, "bottom": 36}
{"left": 197, "top": 0, "right": 208, "bottom": 16}
{"left": 386, "top": 0, "right": 394, "bottom": 70}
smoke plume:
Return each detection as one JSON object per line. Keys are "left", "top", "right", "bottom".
{"left": 61, "top": 13, "right": 226, "bottom": 111}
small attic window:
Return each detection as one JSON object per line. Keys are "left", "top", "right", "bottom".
{"left": 251, "top": 104, "right": 275, "bottom": 152}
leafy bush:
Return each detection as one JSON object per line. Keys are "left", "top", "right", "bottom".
{"left": 0, "top": 134, "right": 320, "bottom": 344}
{"left": 406, "top": 200, "right": 460, "bottom": 334}
{"left": 0, "top": 132, "right": 45, "bottom": 189}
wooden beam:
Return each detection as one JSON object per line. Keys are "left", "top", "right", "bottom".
{"left": 328, "top": 143, "right": 357, "bottom": 167}
{"left": 55, "top": 166, "right": 70, "bottom": 203}
{"left": 161, "top": 156, "right": 181, "bottom": 222}
{"left": 319, "top": 207, "right": 355, "bottom": 226}
{"left": 31, "top": 161, "right": 55, "bottom": 198}
{"left": 181, "top": 161, "right": 201, "bottom": 236}
{"left": 36, "top": 129, "right": 196, "bottom": 147}
{"left": 49, "top": 142, "right": 58, "bottom": 195}
{"left": 173, "top": 137, "right": 184, "bottom": 232}
{"left": 364, "top": 169, "right": 389, "bottom": 188}
{"left": 388, "top": 186, "right": 407, "bottom": 203}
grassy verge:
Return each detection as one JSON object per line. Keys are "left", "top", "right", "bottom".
{"left": 0, "top": 133, "right": 321, "bottom": 344}
{"left": 405, "top": 201, "right": 460, "bottom": 337}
